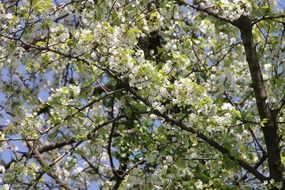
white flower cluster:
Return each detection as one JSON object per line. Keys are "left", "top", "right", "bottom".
{"left": 108, "top": 48, "right": 135, "bottom": 74}
{"left": 171, "top": 78, "right": 210, "bottom": 109}
{"left": 200, "top": 19, "right": 215, "bottom": 34}
{"left": 221, "top": 103, "right": 234, "bottom": 111}
{"left": 48, "top": 85, "right": 80, "bottom": 104}
{"left": 213, "top": 112, "right": 232, "bottom": 126}
{"left": 199, "top": 0, "right": 252, "bottom": 21}
{"left": 21, "top": 114, "right": 43, "bottom": 138}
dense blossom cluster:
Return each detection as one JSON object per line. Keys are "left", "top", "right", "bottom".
{"left": 0, "top": 0, "right": 285, "bottom": 189}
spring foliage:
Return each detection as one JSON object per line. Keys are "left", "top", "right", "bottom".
{"left": 0, "top": 0, "right": 285, "bottom": 189}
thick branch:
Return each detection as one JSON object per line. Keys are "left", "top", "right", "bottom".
{"left": 233, "top": 15, "right": 283, "bottom": 182}
{"left": 153, "top": 110, "right": 269, "bottom": 182}
{"left": 26, "top": 141, "right": 72, "bottom": 190}
{"left": 175, "top": 0, "right": 234, "bottom": 24}
{"left": 106, "top": 72, "right": 268, "bottom": 182}
{"left": 38, "top": 138, "right": 76, "bottom": 153}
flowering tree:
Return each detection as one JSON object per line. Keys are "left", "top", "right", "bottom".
{"left": 0, "top": 0, "right": 285, "bottom": 189}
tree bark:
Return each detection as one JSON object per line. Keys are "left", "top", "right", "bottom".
{"left": 233, "top": 16, "right": 283, "bottom": 182}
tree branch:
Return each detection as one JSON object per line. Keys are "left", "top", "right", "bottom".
{"left": 105, "top": 71, "right": 269, "bottom": 182}
{"left": 233, "top": 15, "right": 283, "bottom": 182}
{"left": 25, "top": 141, "right": 72, "bottom": 190}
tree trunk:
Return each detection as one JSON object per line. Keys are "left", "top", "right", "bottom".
{"left": 234, "top": 16, "right": 283, "bottom": 182}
